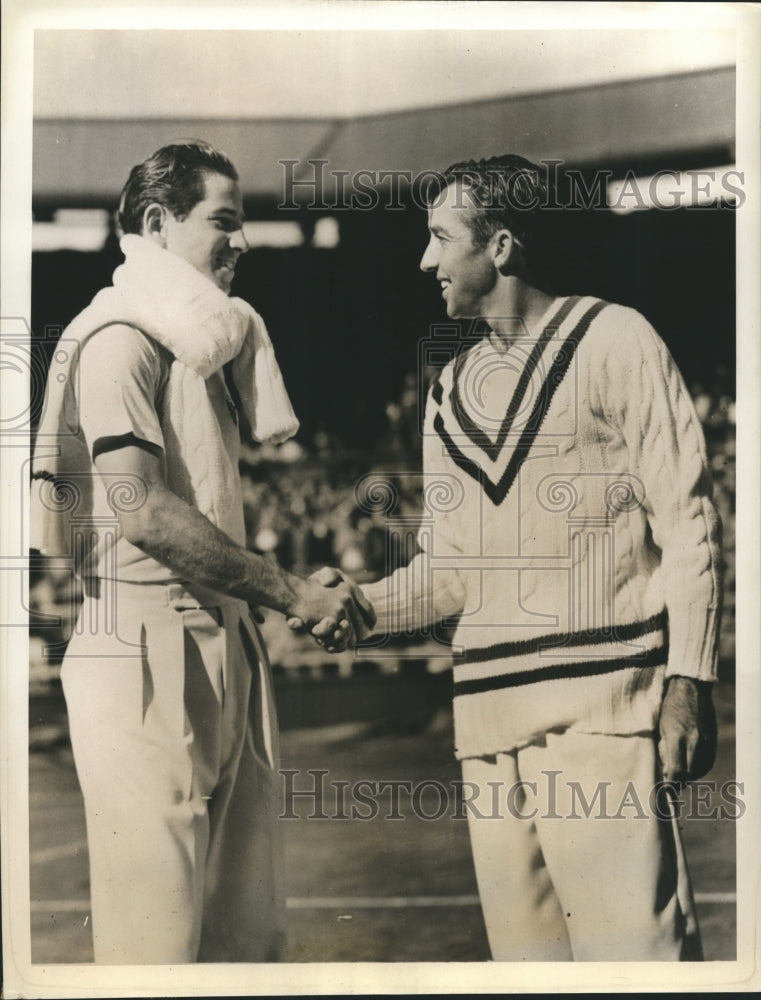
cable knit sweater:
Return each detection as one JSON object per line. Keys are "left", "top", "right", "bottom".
{"left": 364, "top": 295, "right": 722, "bottom": 759}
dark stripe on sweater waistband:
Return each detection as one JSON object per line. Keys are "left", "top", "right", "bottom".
{"left": 460, "top": 611, "right": 668, "bottom": 666}
{"left": 454, "top": 644, "right": 668, "bottom": 697}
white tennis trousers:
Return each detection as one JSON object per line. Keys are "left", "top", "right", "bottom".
{"left": 461, "top": 730, "right": 702, "bottom": 961}
{"left": 61, "top": 582, "right": 285, "bottom": 964}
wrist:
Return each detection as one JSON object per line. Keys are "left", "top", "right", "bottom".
{"left": 240, "top": 551, "right": 302, "bottom": 617}
{"left": 281, "top": 573, "right": 311, "bottom": 619}
{"left": 666, "top": 675, "right": 714, "bottom": 695}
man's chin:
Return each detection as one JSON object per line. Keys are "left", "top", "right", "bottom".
{"left": 444, "top": 297, "right": 470, "bottom": 320}
{"left": 446, "top": 303, "right": 479, "bottom": 321}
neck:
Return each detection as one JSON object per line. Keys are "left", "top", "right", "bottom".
{"left": 482, "top": 276, "right": 556, "bottom": 345}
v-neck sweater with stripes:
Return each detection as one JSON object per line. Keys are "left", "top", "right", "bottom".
{"left": 364, "top": 296, "right": 722, "bottom": 759}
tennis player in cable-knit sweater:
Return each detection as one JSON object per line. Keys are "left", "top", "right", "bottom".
{"left": 362, "top": 154, "right": 722, "bottom": 961}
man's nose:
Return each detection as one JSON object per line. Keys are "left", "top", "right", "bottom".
{"left": 229, "top": 226, "right": 249, "bottom": 253}
{"left": 419, "top": 237, "right": 438, "bottom": 272}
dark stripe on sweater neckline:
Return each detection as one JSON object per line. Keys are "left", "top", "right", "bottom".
{"left": 434, "top": 299, "right": 608, "bottom": 506}
{"left": 449, "top": 295, "right": 580, "bottom": 462}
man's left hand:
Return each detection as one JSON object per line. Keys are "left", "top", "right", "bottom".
{"left": 657, "top": 675, "right": 717, "bottom": 785}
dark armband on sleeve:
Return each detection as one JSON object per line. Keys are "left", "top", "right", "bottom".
{"left": 92, "top": 432, "right": 164, "bottom": 462}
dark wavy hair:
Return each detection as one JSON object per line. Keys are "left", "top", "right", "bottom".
{"left": 117, "top": 140, "right": 238, "bottom": 235}
{"left": 425, "top": 154, "right": 551, "bottom": 258}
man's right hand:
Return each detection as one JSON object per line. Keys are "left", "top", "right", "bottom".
{"left": 287, "top": 569, "right": 376, "bottom": 652}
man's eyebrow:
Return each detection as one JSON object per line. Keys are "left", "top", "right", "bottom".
{"left": 210, "top": 206, "right": 246, "bottom": 224}
{"left": 210, "top": 207, "right": 244, "bottom": 218}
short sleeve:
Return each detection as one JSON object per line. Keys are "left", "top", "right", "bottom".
{"left": 75, "top": 324, "right": 166, "bottom": 457}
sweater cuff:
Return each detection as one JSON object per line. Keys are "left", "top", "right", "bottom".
{"left": 361, "top": 560, "right": 465, "bottom": 635}
{"left": 665, "top": 603, "right": 721, "bottom": 682}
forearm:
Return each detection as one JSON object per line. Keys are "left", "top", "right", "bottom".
{"left": 123, "top": 488, "right": 302, "bottom": 615}
{"left": 98, "top": 444, "right": 372, "bottom": 639}
{"left": 649, "top": 446, "right": 723, "bottom": 681}
{"left": 607, "top": 316, "right": 723, "bottom": 680}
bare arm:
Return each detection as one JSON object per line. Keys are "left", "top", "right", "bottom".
{"left": 95, "top": 443, "right": 374, "bottom": 643}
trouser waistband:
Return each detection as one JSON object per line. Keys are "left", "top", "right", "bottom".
{"left": 82, "top": 577, "right": 246, "bottom": 611}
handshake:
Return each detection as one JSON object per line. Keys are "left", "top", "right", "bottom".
{"left": 285, "top": 566, "right": 377, "bottom": 653}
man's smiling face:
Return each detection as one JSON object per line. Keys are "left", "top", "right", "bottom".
{"left": 162, "top": 171, "right": 248, "bottom": 293}
{"left": 419, "top": 182, "right": 498, "bottom": 319}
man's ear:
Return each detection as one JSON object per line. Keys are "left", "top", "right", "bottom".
{"left": 142, "top": 203, "right": 168, "bottom": 246}
{"left": 493, "top": 229, "right": 518, "bottom": 272}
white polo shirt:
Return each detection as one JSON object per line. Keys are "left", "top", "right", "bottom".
{"left": 74, "top": 323, "right": 243, "bottom": 585}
